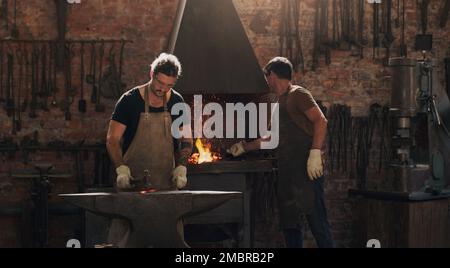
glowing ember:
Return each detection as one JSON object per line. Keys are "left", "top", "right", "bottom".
{"left": 189, "top": 139, "right": 222, "bottom": 165}
{"left": 140, "top": 189, "right": 158, "bottom": 195}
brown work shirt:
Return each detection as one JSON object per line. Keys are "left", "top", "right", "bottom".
{"left": 279, "top": 85, "right": 318, "bottom": 137}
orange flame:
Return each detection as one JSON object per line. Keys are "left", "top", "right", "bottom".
{"left": 189, "top": 139, "right": 222, "bottom": 164}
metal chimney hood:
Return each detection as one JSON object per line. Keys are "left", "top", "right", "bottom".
{"left": 167, "top": 0, "right": 269, "bottom": 94}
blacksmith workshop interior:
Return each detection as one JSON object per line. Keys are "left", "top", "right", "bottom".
{"left": 0, "top": 0, "right": 449, "bottom": 249}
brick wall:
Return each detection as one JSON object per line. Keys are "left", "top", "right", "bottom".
{"left": 0, "top": 0, "right": 449, "bottom": 248}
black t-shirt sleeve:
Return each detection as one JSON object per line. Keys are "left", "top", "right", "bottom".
{"left": 111, "top": 93, "right": 131, "bottom": 126}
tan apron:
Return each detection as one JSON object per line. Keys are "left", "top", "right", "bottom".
{"left": 108, "top": 84, "right": 176, "bottom": 247}
{"left": 122, "top": 83, "right": 175, "bottom": 191}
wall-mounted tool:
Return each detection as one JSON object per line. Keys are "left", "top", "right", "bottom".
{"left": 101, "top": 43, "right": 121, "bottom": 99}
{"left": 372, "top": 1, "right": 381, "bottom": 61}
{"left": 279, "top": 0, "right": 304, "bottom": 72}
{"left": 15, "top": 45, "right": 25, "bottom": 132}
{"left": 382, "top": 0, "right": 395, "bottom": 65}
{"left": 395, "top": 0, "right": 401, "bottom": 28}
{"left": 399, "top": 0, "right": 407, "bottom": 57}
{"left": 440, "top": 0, "right": 450, "bottom": 28}
{"left": 0, "top": 41, "right": 4, "bottom": 104}
{"left": 95, "top": 41, "right": 105, "bottom": 112}
{"left": 21, "top": 44, "right": 29, "bottom": 112}
{"left": 55, "top": 0, "right": 68, "bottom": 69}
{"left": 63, "top": 43, "right": 75, "bottom": 121}
{"left": 1, "top": 0, "right": 8, "bottom": 31}
{"left": 78, "top": 43, "right": 86, "bottom": 113}
{"left": 6, "top": 53, "right": 13, "bottom": 118}
{"left": 418, "top": 0, "right": 430, "bottom": 34}
{"left": 28, "top": 44, "right": 40, "bottom": 118}
{"left": 40, "top": 43, "right": 49, "bottom": 111}
{"left": 10, "top": 0, "right": 18, "bottom": 39}
{"left": 50, "top": 42, "right": 58, "bottom": 107}
{"left": 87, "top": 42, "right": 97, "bottom": 104}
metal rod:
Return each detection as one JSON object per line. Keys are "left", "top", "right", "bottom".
{"left": 0, "top": 39, "right": 133, "bottom": 43}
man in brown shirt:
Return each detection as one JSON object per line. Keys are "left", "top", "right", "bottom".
{"left": 228, "top": 57, "right": 333, "bottom": 248}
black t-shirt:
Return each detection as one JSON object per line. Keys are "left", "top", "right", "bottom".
{"left": 111, "top": 87, "right": 185, "bottom": 154}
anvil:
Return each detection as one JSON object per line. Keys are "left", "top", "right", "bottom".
{"left": 60, "top": 191, "right": 241, "bottom": 248}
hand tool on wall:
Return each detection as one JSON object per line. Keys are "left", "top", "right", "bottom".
{"left": 320, "top": 0, "right": 331, "bottom": 65}
{"left": 330, "top": 0, "right": 340, "bottom": 49}
{"left": 312, "top": 0, "right": 321, "bottom": 70}
{"left": 395, "top": 0, "right": 401, "bottom": 28}
{"left": 440, "top": 0, "right": 450, "bottom": 28}
{"left": 63, "top": 43, "right": 74, "bottom": 121}
{"left": 29, "top": 44, "right": 38, "bottom": 118}
{"left": 95, "top": 41, "right": 105, "bottom": 112}
{"left": 40, "top": 43, "right": 49, "bottom": 111}
{"left": 372, "top": 1, "right": 380, "bottom": 61}
{"left": 101, "top": 43, "right": 121, "bottom": 99}
{"left": 21, "top": 45, "right": 30, "bottom": 112}
{"left": 55, "top": 0, "right": 68, "bottom": 69}
{"left": 358, "top": 0, "right": 367, "bottom": 59}
{"left": 15, "top": 45, "right": 24, "bottom": 132}
{"left": 78, "top": 43, "right": 86, "bottom": 113}
{"left": 1, "top": 0, "right": 8, "bottom": 30}
{"left": 87, "top": 42, "right": 97, "bottom": 104}
{"left": 418, "top": 0, "right": 430, "bottom": 34}
{"left": 382, "top": 0, "right": 395, "bottom": 65}
{"left": 50, "top": 42, "right": 58, "bottom": 107}
{"left": 10, "top": 0, "right": 18, "bottom": 38}
{"left": 8, "top": 51, "right": 18, "bottom": 135}
{"left": 279, "top": 0, "right": 304, "bottom": 72}
{"left": 0, "top": 41, "right": 4, "bottom": 103}
{"left": 6, "top": 53, "right": 13, "bottom": 118}
{"left": 399, "top": 0, "right": 407, "bottom": 57}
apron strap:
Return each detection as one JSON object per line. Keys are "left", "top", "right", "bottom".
{"left": 144, "top": 83, "right": 150, "bottom": 114}
{"left": 163, "top": 92, "right": 168, "bottom": 112}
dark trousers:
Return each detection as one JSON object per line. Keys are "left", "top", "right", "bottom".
{"left": 283, "top": 177, "right": 334, "bottom": 248}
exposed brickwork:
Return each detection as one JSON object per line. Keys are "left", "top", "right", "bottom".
{"left": 0, "top": 0, "right": 449, "bottom": 247}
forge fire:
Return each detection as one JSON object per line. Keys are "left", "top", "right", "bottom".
{"left": 188, "top": 138, "right": 222, "bottom": 165}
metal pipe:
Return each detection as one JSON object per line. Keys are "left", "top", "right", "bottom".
{"left": 167, "top": 0, "right": 187, "bottom": 53}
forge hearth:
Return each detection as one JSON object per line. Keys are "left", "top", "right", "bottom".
{"left": 184, "top": 159, "right": 275, "bottom": 247}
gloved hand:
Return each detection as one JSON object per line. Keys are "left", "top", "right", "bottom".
{"left": 227, "top": 141, "right": 246, "bottom": 157}
{"left": 307, "top": 149, "right": 324, "bottom": 181}
{"left": 172, "top": 166, "right": 187, "bottom": 189}
{"left": 116, "top": 165, "right": 133, "bottom": 189}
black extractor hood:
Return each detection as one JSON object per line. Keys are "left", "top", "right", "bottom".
{"left": 167, "top": 0, "right": 269, "bottom": 94}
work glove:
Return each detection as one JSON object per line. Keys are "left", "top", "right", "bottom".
{"left": 227, "top": 141, "right": 246, "bottom": 157}
{"left": 307, "top": 149, "right": 324, "bottom": 181}
{"left": 172, "top": 166, "right": 188, "bottom": 189}
{"left": 116, "top": 165, "right": 132, "bottom": 189}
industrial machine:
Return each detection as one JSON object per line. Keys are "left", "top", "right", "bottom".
{"left": 384, "top": 56, "right": 450, "bottom": 198}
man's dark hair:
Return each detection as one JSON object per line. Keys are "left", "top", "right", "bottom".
{"left": 151, "top": 53, "right": 182, "bottom": 78}
{"left": 264, "top": 57, "right": 293, "bottom": 80}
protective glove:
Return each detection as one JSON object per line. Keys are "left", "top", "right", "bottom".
{"left": 116, "top": 165, "right": 133, "bottom": 189}
{"left": 172, "top": 166, "right": 188, "bottom": 189}
{"left": 307, "top": 149, "right": 324, "bottom": 181}
{"left": 226, "top": 141, "right": 246, "bottom": 157}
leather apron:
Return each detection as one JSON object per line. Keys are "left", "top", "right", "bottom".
{"left": 276, "top": 87, "right": 316, "bottom": 229}
{"left": 122, "top": 83, "right": 175, "bottom": 191}
{"left": 108, "top": 84, "right": 176, "bottom": 247}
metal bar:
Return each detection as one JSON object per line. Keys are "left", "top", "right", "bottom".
{"left": 0, "top": 39, "right": 133, "bottom": 43}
